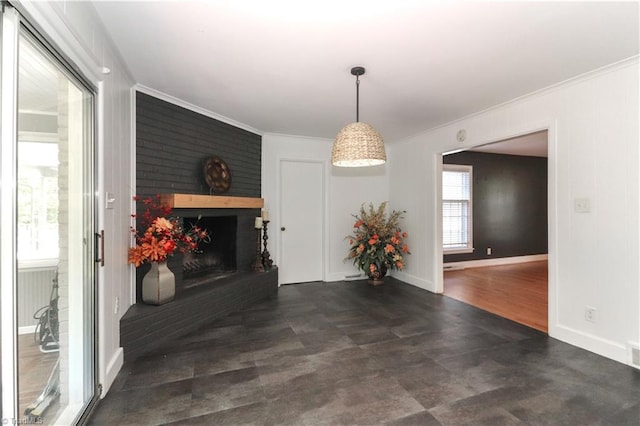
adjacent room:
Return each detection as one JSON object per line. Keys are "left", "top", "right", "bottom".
{"left": 442, "top": 132, "right": 549, "bottom": 333}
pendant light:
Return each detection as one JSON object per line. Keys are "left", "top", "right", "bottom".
{"left": 331, "top": 66, "right": 386, "bottom": 167}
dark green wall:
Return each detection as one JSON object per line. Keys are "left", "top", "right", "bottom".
{"left": 443, "top": 151, "right": 547, "bottom": 262}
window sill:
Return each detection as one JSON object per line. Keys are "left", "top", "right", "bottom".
{"left": 443, "top": 247, "right": 474, "bottom": 255}
{"left": 17, "top": 258, "right": 58, "bottom": 270}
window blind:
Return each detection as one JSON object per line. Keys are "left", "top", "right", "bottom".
{"left": 443, "top": 166, "right": 472, "bottom": 250}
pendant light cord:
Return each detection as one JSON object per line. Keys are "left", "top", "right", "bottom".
{"left": 355, "top": 75, "right": 360, "bottom": 122}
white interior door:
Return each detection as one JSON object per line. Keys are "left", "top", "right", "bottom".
{"left": 279, "top": 160, "right": 324, "bottom": 284}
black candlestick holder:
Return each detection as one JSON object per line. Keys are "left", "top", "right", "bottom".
{"left": 262, "top": 220, "right": 273, "bottom": 269}
{"left": 252, "top": 227, "right": 265, "bottom": 272}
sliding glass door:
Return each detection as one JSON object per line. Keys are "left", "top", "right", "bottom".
{"left": 1, "top": 5, "right": 98, "bottom": 424}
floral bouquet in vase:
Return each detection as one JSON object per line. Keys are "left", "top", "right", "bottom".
{"left": 128, "top": 195, "right": 210, "bottom": 267}
{"left": 346, "top": 202, "right": 410, "bottom": 285}
{"left": 128, "top": 195, "right": 210, "bottom": 305}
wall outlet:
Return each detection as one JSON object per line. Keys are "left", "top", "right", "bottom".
{"left": 585, "top": 306, "right": 597, "bottom": 323}
{"left": 487, "top": 247, "right": 492, "bottom": 255}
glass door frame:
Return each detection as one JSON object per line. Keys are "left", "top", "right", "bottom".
{"left": 1, "top": 5, "right": 21, "bottom": 420}
{"left": 0, "top": 3, "right": 100, "bottom": 423}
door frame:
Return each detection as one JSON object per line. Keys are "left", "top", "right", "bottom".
{"left": 0, "top": 6, "right": 21, "bottom": 418}
{"left": 276, "top": 158, "right": 328, "bottom": 284}
{"left": 0, "top": 4, "right": 102, "bottom": 422}
{"left": 434, "top": 121, "right": 558, "bottom": 334}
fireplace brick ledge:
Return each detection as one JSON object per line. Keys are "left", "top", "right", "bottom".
{"left": 160, "top": 193, "right": 264, "bottom": 209}
{"left": 121, "top": 267, "right": 278, "bottom": 360}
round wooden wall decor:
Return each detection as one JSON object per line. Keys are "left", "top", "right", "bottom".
{"left": 203, "top": 156, "right": 232, "bottom": 193}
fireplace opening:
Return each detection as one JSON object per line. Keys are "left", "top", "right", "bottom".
{"left": 182, "top": 215, "right": 237, "bottom": 289}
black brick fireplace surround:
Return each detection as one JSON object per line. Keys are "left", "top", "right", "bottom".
{"left": 121, "top": 92, "right": 278, "bottom": 360}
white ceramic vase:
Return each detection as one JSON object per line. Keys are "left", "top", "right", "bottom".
{"left": 142, "top": 261, "right": 175, "bottom": 305}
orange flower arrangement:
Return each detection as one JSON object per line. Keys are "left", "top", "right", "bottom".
{"left": 128, "top": 195, "right": 210, "bottom": 267}
{"left": 346, "top": 202, "right": 410, "bottom": 279}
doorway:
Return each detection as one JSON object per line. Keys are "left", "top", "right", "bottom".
{"left": 441, "top": 131, "right": 550, "bottom": 332}
{"left": 1, "top": 7, "right": 99, "bottom": 424}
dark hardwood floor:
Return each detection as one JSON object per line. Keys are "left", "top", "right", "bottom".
{"left": 90, "top": 277, "right": 639, "bottom": 425}
{"left": 444, "top": 261, "right": 548, "bottom": 333}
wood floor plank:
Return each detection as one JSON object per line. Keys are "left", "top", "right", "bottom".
{"left": 444, "top": 261, "right": 548, "bottom": 333}
{"left": 18, "top": 333, "right": 59, "bottom": 419}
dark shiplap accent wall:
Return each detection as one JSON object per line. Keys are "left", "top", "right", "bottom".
{"left": 444, "top": 151, "right": 548, "bottom": 262}
{"left": 135, "top": 92, "right": 262, "bottom": 298}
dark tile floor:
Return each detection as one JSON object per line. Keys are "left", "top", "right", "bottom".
{"left": 90, "top": 279, "right": 640, "bottom": 425}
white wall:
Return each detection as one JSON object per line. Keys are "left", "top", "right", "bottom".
{"left": 18, "top": 1, "right": 135, "bottom": 393}
{"left": 388, "top": 58, "right": 640, "bottom": 367}
{"left": 262, "top": 133, "right": 389, "bottom": 282}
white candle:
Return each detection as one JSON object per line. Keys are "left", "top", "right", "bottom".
{"left": 254, "top": 217, "right": 263, "bottom": 229}
{"left": 262, "top": 210, "right": 269, "bottom": 221}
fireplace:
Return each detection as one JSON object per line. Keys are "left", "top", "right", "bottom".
{"left": 126, "top": 93, "right": 278, "bottom": 360}
{"left": 146, "top": 207, "right": 258, "bottom": 298}
{"left": 182, "top": 215, "right": 237, "bottom": 289}
{"left": 125, "top": 201, "right": 278, "bottom": 360}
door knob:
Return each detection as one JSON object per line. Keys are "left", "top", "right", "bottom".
{"left": 281, "top": 227, "right": 286, "bottom": 231}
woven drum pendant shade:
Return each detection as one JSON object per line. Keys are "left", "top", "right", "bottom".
{"left": 332, "top": 122, "right": 386, "bottom": 167}
{"left": 331, "top": 66, "right": 386, "bottom": 167}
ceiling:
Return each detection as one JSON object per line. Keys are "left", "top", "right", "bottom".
{"left": 470, "top": 130, "right": 548, "bottom": 157}
{"left": 19, "top": 36, "right": 58, "bottom": 115}
{"left": 92, "top": 1, "right": 638, "bottom": 143}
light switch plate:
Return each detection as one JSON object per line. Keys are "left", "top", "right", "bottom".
{"left": 105, "top": 192, "right": 116, "bottom": 209}
{"left": 574, "top": 197, "right": 590, "bottom": 213}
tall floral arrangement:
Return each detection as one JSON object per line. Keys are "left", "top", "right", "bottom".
{"left": 346, "top": 202, "right": 410, "bottom": 279}
{"left": 128, "top": 195, "right": 209, "bottom": 267}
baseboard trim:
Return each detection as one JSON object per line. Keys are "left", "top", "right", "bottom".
{"left": 550, "top": 324, "right": 628, "bottom": 366}
{"left": 328, "top": 271, "right": 434, "bottom": 291}
{"left": 18, "top": 325, "right": 36, "bottom": 335}
{"left": 628, "top": 342, "right": 640, "bottom": 370}
{"left": 444, "top": 254, "right": 548, "bottom": 270}
{"left": 390, "top": 271, "right": 435, "bottom": 293}
{"left": 102, "top": 347, "right": 124, "bottom": 396}
{"left": 324, "top": 271, "right": 361, "bottom": 282}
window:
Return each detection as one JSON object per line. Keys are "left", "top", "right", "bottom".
{"left": 443, "top": 164, "right": 473, "bottom": 253}
{"left": 17, "top": 140, "right": 59, "bottom": 264}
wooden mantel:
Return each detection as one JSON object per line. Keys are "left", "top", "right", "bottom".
{"left": 160, "top": 193, "right": 264, "bottom": 209}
